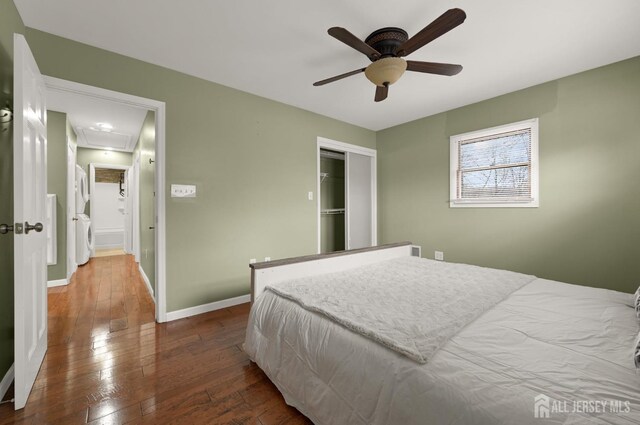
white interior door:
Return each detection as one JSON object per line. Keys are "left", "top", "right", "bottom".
{"left": 346, "top": 152, "right": 374, "bottom": 250}
{"left": 124, "top": 169, "right": 132, "bottom": 253}
{"left": 13, "top": 33, "right": 48, "bottom": 410}
{"left": 132, "top": 151, "right": 141, "bottom": 262}
{"left": 66, "top": 141, "right": 76, "bottom": 278}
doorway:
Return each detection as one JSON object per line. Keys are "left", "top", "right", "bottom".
{"left": 317, "top": 137, "right": 377, "bottom": 253}
{"left": 44, "top": 76, "right": 167, "bottom": 322}
{"left": 89, "top": 164, "right": 131, "bottom": 258}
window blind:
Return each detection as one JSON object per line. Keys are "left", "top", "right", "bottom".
{"left": 457, "top": 128, "right": 532, "bottom": 200}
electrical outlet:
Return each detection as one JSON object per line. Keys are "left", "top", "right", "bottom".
{"left": 249, "top": 258, "right": 256, "bottom": 264}
{"left": 264, "top": 257, "right": 271, "bottom": 262}
{"left": 435, "top": 251, "right": 444, "bottom": 261}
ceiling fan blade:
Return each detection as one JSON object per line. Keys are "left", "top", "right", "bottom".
{"left": 374, "top": 84, "right": 388, "bottom": 102}
{"left": 313, "top": 68, "right": 366, "bottom": 86}
{"left": 328, "top": 27, "right": 381, "bottom": 60}
{"left": 397, "top": 8, "right": 466, "bottom": 57}
{"left": 406, "top": 61, "right": 463, "bottom": 76}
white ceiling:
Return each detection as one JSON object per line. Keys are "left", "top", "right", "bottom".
{"left": 16, "top": 0, "right": 640, "bottom": 131}
{"left": 46, "top": 87, "right": 147, "bottom": 152}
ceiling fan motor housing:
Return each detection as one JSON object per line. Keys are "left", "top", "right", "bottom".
{"left": 365, "top": 27, "right": 409, "bottom": 58}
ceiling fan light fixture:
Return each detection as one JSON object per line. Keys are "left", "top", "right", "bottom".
{"left": 365, "top": 57, "right": 407, "bottom": 87}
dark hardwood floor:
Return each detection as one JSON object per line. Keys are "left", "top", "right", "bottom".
{"left": 0, "top": 255, "right": 311, "bottom": 424}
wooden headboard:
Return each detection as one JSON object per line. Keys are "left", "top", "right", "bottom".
{"left": 249, "top": 242, "right": 414, "bottom": 303}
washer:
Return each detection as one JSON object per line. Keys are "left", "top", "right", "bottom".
{"left": 76, "top": 214, "right": 93, "bottom": 265}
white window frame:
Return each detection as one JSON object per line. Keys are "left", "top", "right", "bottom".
{"left": 449, "top": 118, "right": 539, "bottom": 208}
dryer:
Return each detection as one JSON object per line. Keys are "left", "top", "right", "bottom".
{"left": 76, "top": 214, "right": 93, "bottom": 265}
{"left": 76, "top": 165, "right": 89, "bottom": 214}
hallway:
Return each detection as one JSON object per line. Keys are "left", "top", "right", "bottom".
{"left": 0, "top": 255, "right": 310, "bottom": 424}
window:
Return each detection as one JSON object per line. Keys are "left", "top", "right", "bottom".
{"left": 450, "top": 118, "right": 539, "bottom": 208}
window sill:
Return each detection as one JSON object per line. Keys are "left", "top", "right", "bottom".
{"left": 450, "top": 198, "right": 539, "bottom": 208}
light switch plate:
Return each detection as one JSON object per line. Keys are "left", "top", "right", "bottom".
{"left": 171, "top": 184, "right": 196, "bottom": 198}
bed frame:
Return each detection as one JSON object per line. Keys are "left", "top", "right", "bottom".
{"left": 249, "top": 241, "right": 415, "bottom": 303}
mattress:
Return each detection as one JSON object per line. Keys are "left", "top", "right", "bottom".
{"left": 245, "top": 275, "right": 640, "bottom": 424}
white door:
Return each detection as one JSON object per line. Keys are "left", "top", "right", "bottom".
{"left": 124, "top": 169, "right": 132, "bottom": 253}
{"left": 13, "top": 34, "right": 48, "bottom": 410}
{"left": 132, "top": 152, "right": 141, "bottom": 262}
{"left": 346, "top": 152, "right": 374, "bottom": 250}
{"left": 66, "top": 141, "right": 76, "bottom": 278}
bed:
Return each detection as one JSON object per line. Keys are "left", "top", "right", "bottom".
{"left": 244, "top": 242, "right": 640, "bottom": 424}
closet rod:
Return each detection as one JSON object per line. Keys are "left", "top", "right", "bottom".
{"left": 320, "top": 150, "right": 345, "bottom": 160}
{"left": 321, "top": 208, "right": 345, "bottom": 215}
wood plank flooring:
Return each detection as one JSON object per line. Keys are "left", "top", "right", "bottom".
{"left": 0, "top": 255, "right": 311, "bottom": 424}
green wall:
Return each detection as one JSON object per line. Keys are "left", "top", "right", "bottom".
{"left": 23, "top": 28, "right": 376, "bottom": 312}
{"left": 135, "top": 111, "right": 156, "bottom": 294}
{"left": 46, "top": 111, "right": 67, "bottom": 281}
{"left": 76, "top": 147, "right": 132, "bottom": 216}
{"left": 378, "top": 56, "right": 640, "bottom": 293}
{"left": 0, "top": 0, "right": 24, "bottom": 388}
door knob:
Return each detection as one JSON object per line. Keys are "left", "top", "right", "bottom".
{"left": 25, "top": 221, "right": 43, "bottom": 234}
{"left": 0, "top": 224, "right": 13, "bottom": 234}
{"left": 72, "top": 217, "right": 78, "bottom": 221}
{"left": 149, "top": 226, "right": 155, "bottom": 230}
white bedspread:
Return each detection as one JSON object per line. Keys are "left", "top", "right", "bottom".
{"left": 245, "top": 274, "right": 640, "bottom": 424}
{"left": 267, "top": 256, "right": 535, "bottom": 363}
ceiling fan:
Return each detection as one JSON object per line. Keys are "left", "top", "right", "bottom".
{"left": 314, "top": 8, "right": 466, "bottom": 102}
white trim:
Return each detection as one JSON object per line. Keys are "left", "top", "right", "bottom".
{"left": 0, "top": 363, "right": 14, "bottom": 401}
{"left": 138, "top": 263, "right": 155, "bottom": 301}
{"left": 45, "top": 76, "right": 168, "bottom": 323}
{"left": 316, "top": 137, "right": 377, "bottom": 254}
{"left": 66, "top": 140, "right": 77, "bottom": 280}
{"left": 317, "top": 137, "right": 377, "bottom": 157}
{"left": 47, "top": 278, "right": 68, "bottom": 288}
{"left": 155, "top": 104, "right": 167, "bottom": 322}
{"left": 166, "top": 295, "right": 251, "bottom": 322}
{"left": 449, "top": 118, "right": 539, "bottom": 208}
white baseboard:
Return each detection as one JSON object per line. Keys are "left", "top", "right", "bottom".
{"left": 0, "top": 363, "right": 14, "bottom": 401}
{"left": 47, "top": 278, "right": 68, "bottom": 288}
{"left": 138, "top": 264, "right": 155, "bottom": 301}
{"left": 166, "top": 294, "right": 250, "bottom": 322}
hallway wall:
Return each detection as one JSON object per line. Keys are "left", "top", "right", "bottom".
{"left": 46, "top": 111, "right": 68, "bottom": 281}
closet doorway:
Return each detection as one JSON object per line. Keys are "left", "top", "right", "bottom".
{"left": 317, "top": 137, "right": 377, "bottom": 253}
